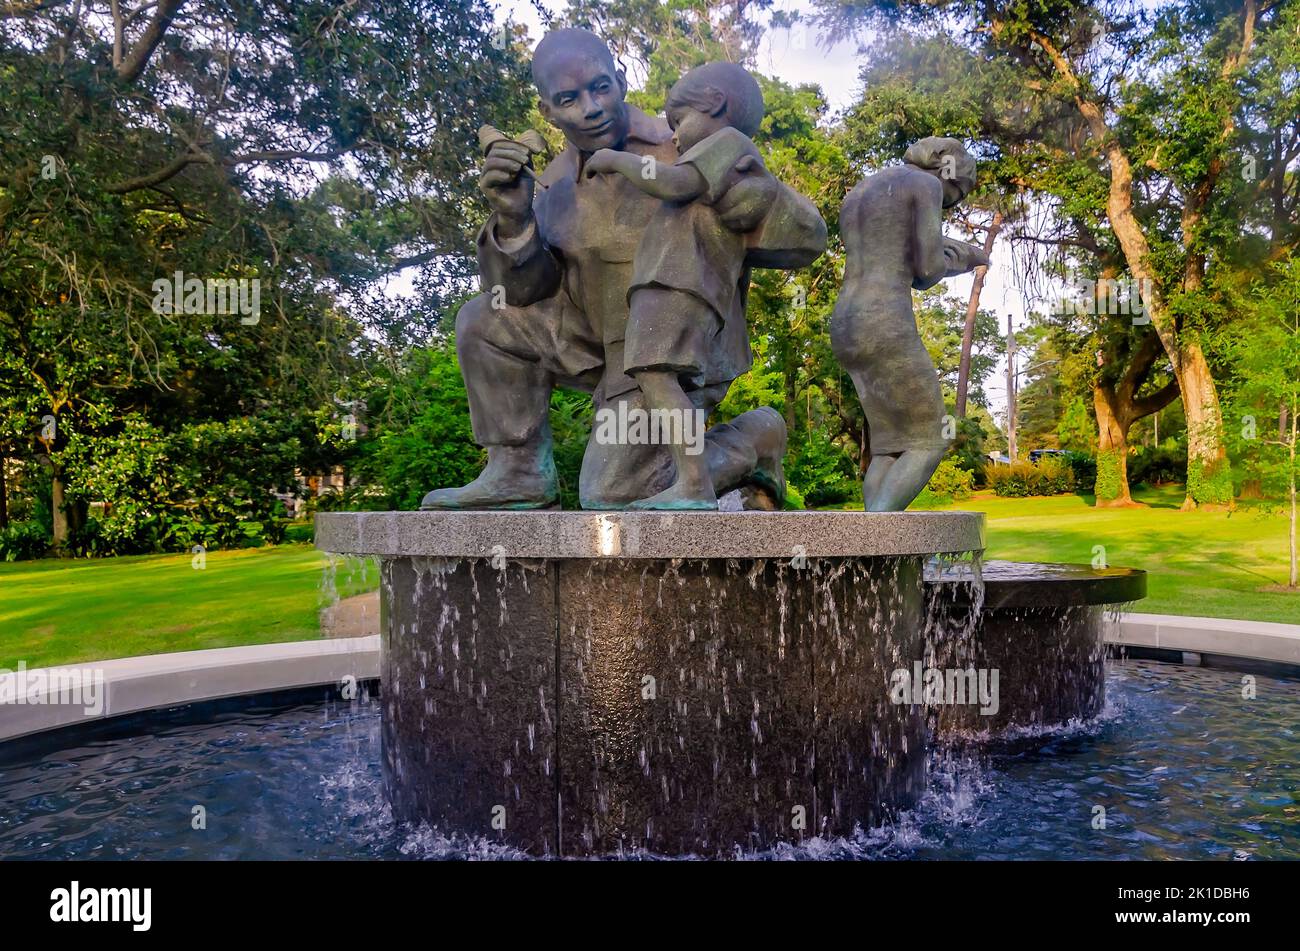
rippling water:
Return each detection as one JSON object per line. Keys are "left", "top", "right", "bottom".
{"left": 1, "top": 659, "right": 1296, "bottom": 860}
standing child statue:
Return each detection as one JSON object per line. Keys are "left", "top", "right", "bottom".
{"left": 831, "top": 136, "right": 990, "bottom": 512}
{"left": 584, "top": 62, "right": 776, "bottom": 510}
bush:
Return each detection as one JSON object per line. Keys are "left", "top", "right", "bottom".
{"left": 787, "top": 429, "right": 859, "bottom": 507}
{"left": 59, "top": 413, "right": 304, "bottom": 556}
{"left": 987, "top": 456, "right": 1076, "bottom": 497}
{"left": 0, "top": 521, "right": 50, "bottom": 561}
{"left": 1094, "top": 450, "right": 1124, "bottom": 502}
{"left": 1064, "top": 450, "right": 1097, "bottom": 486}
{"left": 1129, "top": 443, "right": 1186, "bottom": 487}
{"left": 926, "top": 458, "right": 975, "bottom": 503}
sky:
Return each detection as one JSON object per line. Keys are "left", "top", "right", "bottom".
{"left": 483, "top": 0, "right": 1037, "bottom": 418}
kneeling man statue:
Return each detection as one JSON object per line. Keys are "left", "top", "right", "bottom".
{"left": 422, "top": 28, "right": 826, "bottom": 511}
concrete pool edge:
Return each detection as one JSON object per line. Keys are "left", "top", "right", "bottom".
{"left": 1110, "top": 613, "right": 1300, "bottom": 671}
{"left": 0, "top": 636, "right": 379, "bottom": 742}
{"left": 3, "top": 612, "right": 1298, "bottom": 743}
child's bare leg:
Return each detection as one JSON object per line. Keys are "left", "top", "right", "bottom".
{"left": 866, "top": 448, "right": 945, "bottom": 512}
{"left": 862, "top": 453, "right": 896, "bottom": 509}
{"left": 629, "top": 370, "right": 717, "bottom": 509}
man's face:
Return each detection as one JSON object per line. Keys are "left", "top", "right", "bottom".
{"left": 536, "top": 52, "right": 630, "bottom": 153}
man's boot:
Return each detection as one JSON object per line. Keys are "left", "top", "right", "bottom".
{"left": 420, "top": 438, "right": 559, "bottom": 510}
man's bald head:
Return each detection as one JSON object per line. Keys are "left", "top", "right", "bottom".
{"left": 532, "top": 28, "right": 617, "bottom": 92}
{"left": 532, "top": 28, "right": 630, "bottom": 153}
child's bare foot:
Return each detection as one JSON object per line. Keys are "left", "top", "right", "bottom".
{"left": 628, "top": 481, "right": 718, "bottom": 511}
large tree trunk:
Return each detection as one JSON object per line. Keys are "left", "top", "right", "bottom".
{"left": 0, "top": 458, "right": 7, "bottom": 529}
{"left": 1173, "top": 340, "right": 1232, "bottom": 510}
{"left": 1093, "top": 385, "right": 1138, "bottom": 508}
{"left": 1025, "top": 27, "right": 1236, "bottom": 512}
{"left": 51, "top": 470, "right": 69, "bottom": 550}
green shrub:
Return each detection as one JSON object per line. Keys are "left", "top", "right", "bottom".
{"left": 1187, "top": 457, "right": 1234, "bottom": 505}
{"left": 1065, "top": 451, "right": 1097, "bottom": 486}
{"left": 787, "top": 429, "right": 859, "bottom": 507}
{"left": 0, "top": 521, "right": 50, "bottom": 561}
{"left": 1094, "top": 450, "right": 1124, "bottom": 501}
{"left": 926, "top": 458, "right": 975, "bottom": 502}
{"left": 987, "top": 457, "right": 1076, "bottom": 497}
{"left": 1129, "top": 443, "right": 1185, "bottom": 487}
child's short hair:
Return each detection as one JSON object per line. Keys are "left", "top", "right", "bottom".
{"left": 904, "top": 137, "right": 977, "bottom": 206}
{"left": 666, "top": 62, "right": 764, "bottom": 138}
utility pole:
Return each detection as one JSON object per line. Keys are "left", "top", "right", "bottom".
{"left": 1005, "top": 313, "right": 1018, "bottom": 461}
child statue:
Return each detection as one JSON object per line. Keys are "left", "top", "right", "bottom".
{"left": 584, "top": 62, "right": 775, "bottom": 510}
{"left": 831, "top": 137, "right": 990, "bottom": 511}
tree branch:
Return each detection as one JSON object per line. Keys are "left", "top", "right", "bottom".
{"left": 116, "top": 0, "right": 185, "bottom": 84}
{"left": 103, "top": 148, "right": 210, "bottom": 193}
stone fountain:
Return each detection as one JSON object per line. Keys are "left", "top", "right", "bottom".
{"left": 316, "top": 510, "right": 984, "bottom": 855}
{"left": 315, "top": 30, "right": 1146, "bottom": 857}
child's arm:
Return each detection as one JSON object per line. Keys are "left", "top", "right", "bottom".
{"left": 585, "top": 148, "right": 707, "bottom": 202}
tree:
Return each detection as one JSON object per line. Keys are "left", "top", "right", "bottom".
{"left": 1225, "top": 259, "right": 1299, "bottom": 589}
{"left": 0, "top": 1, "right": 531, "bottom": 549}
{"left": 820, "top": 0, "right": 1299, "bottom": 509}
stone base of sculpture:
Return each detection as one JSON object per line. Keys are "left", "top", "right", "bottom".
{"left": 316, "top": 510, "right": 984, "bottom": 856}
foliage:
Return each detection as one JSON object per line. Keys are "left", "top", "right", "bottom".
{"left": 0, "top": 521, "right": 48, "bottom": 562}
{"left": 1222, "top": 259, "right": 1300, "bottom": 510}
{"left": 1186, "top": 458, "right": 1235, "bottom": 507}
{"left": 786, "top": 427, "right": 860, "bottom": 507}
{"left": 1057, "top": 397, "right": 1096, "bottom": 454}
{"left": 352, "top": 343, "right": 484, "bottom": 512}
{"left": 1063, "top": 450, "right": 1097, "bottom": 487}
{"left": 1129, "top": 443, "right": 1187, "bottom": 488}
{"left": 57, "top": 413, "right": 301, "bottom": 555}
{"left": 0, "top": 0, "right": 531, "bottom": 553}
{"left": 1094, "top": 450, "right": 1124, "bottom": 502}
{"left": 916, "top": 458, "right": 975, "bottom": 507}
{"left": 987, "top": 456, "right": 1076, "bottom": 498}
{"left": 550, "top": 390, "right": 595, "bottom": 511}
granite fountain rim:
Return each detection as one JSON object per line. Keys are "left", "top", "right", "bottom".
{"left": 314, "top": 509, "right": 985, "bottom": 559}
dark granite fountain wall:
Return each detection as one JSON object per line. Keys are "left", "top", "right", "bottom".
{"left": 381, "top": 554, "right": 926, "bottom": 857}
{"left": 316, "top": 510, "right": 1098, "bottom": 857}
{"left": 924, "top": 561, "right": 1146, "bottom": 735}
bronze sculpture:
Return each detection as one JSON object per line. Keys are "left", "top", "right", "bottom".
{"left": 584, "top": 62, "right": 774, "bottom": 509}
{"left": 831, "top": 137, "right": 989, "bottom": 511}
{"left": 421, "top": 29, "right": 826, "bottom": 511}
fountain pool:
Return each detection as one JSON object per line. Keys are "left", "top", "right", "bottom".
{"left": 2, "top": 659, "right": 1296, "bottom": 861}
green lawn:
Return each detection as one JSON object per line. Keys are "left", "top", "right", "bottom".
{"left": 0, "top": 545, "right": 376, "bottom": 669}
{"left": 0, "top": 488, "right": 1295, "bottom": 669}
{"left": 919, "top": 485, "right": 1299, "bottom": 624}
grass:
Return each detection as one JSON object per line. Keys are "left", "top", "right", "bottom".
{"left": 0, "top": 544, "right": 376, "bottom": 669}
{"left": 1, "top": 487, "right": 1295, "bottom": 669}
{"left": 912, "top": 484, "right": 1300, "bottom": 624}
